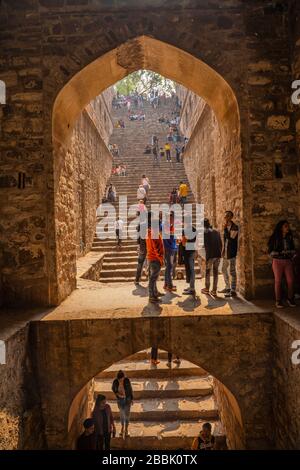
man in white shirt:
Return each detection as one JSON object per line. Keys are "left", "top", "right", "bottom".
{"left": 137, "top": 184, "right": 147, "bottom": 203}
{"left": 114, "top": 218, "right": 124, "bottom": 247}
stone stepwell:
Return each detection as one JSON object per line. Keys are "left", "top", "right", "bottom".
{"left": 94, "top": 349, "right": 226, "bottom": 450}
{"left": 91, "top": 98, "right": 201, "bottom": 283}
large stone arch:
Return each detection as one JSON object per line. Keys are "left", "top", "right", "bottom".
{"left": 32, "top": 312, "right": 273, "bottom": 450}
{"left": 51, "top": 36, "right": 244, "bottom": 305}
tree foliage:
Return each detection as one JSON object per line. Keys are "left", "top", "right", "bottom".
{"left": 115, "top": 70, "right": 175, "bottom": 96}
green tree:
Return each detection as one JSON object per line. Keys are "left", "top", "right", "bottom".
{"left": 115, "top": 70, "right": 175, "bottom": 96}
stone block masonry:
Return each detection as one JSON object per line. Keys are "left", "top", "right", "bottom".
{"left": 1, "top": 0, "right": 300, "bottom": 305}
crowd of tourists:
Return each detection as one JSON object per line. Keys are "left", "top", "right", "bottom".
{"left": 77, "top": 369, "right": 215, "bottom": 451}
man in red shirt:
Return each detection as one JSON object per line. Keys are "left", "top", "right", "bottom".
{"left": 146, "top": 212, "right": 164, "bottom": 303}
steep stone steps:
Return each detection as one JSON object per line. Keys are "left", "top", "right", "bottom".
{"left": 91, "top": 99, "right": 197, "bottom": 283}
{"left": 94, "top": 376, "right": 213, "bottom": 400}
{"left": 109, "top": 396, "right": 218, "bottom": 422}
{"left": 93, "top": 345, "right": 225, "bottom": 450}
{"left": 111, "top": 420, "right": 222, "bottom": 450}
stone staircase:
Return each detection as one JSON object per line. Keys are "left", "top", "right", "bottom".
{"left": 92, "top": 98, "right": 201, "bottom": 283}
{"left": 94, "top": 349, "right": 225, "bottom": 450}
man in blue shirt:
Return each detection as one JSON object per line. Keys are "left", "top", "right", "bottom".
{"left": 162, "top": 211, "right": 178, "bottom": 292}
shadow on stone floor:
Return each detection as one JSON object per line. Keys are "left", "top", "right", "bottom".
{"left": 177, "top": 296, "right": 201, "bottom": 311}
{"left": 141, "top": 303, "right": 163, "bottom": 316}
{"left": 132, "top": 285, "right": 148, "bottom": 297}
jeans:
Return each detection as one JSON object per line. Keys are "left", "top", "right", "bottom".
{"left": 180, "top": 196, "right": 187, "bottom": 205}
{"left": 151, "top": 347, "right": 158, "bottom": 361}
{"left": 135, "top": 253, "right": 146, "bottom": 282}
{"left": 117, "top": 398, "right": 131, "bottom": 426}
{"left": 164, "top": 249, "right": 176, "bottom": 288}
{"left": 97, "top": 433, "right": 111, "bottom": 450}
{"left": 116, "top": 229, "right": 122, "bottom": 246}
{"left": 168, "top": 352, "right": 180, "bottom": 362}
{"left": 205, "top": 258, "right": 220, "bottom": 292}
{"left": 149, "top": 260, "right": 161, "bottom": 298}
{"left": 184, "top": 251, "right": 195, "bottom": 290}
{"left": 172, "top": 251, "right": 178, "bottom": 279}
{"left": 166, "top": 149, "right": 171, "bottom": 161}
{"left": 222, "top": 257, "right": 237, "bottom": 291}
{"left": 272, "top": 258, "right": 294, "bottom": 301}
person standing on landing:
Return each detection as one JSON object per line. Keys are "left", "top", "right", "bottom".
{"left": 219, "top": 211, "right": 239, "bottom": 298}
{"left": 146, "top": 212, "right": 164, "bottom": 303}
{"left": 201, "top": 218, "right": 222, "bottom": 296}
{"left": 268, "top": 220, "right": 296, "bottom": 308}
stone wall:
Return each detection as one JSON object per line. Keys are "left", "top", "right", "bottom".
{"left": 272, "top": 312, "right": 300, "bottom": 449}
{"left": 0, "top": 325, "right": 44, "bottom": 449}
{"left": 0, "top": 1, "right": 300, "bottom": 305}
{"left": 70, "top": 108, "right": 112, "bottom": 259}
{"left": 213, "top": 378, "right": 246, "bottom": 450}
{"left": 31, "top": 312, "right": 274, "bottom": 449}
{"left": 52, "top": 96, "right": 113, "bottom": 303}
{"left": 68, "top": 380, "right": 95, "bottom": 450}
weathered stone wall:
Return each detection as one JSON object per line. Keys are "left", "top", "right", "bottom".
{"left": 68, "top": 380, "right": 94, "bottom": 450}
{"left": 53, "top": 96, "right": 112, "bottom": 303}
{"left": 272, "top": 312, "right": 300, "bottom": 449}
{"left": 0, "top": 326, "right": 44, "bottom": 449}
{"left": 70, "top": 109, "right": 112, "bottom": 259}
{"left": 0, "top": 0, "right": 299, "bottom": 305}
{"left": 213, "top": 378, "right": 246, "bottom": 450}
{"left": 31, "top": 312, "right": 274, "bottom": 449}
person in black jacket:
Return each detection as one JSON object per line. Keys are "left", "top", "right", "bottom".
{"left": 220, "top": 211, "right": 239, "bottom": 297}
{"left": 201, "top": 219, "right": 222, "bottom": 296}
{"left": 268, "top": 220, "right": 296, "bottom": 308}
{"left": 76, "top": 418, "right": 97, "bottom": 450}
{"left": 112, "top": 370, "right": 133, "bottom": 438}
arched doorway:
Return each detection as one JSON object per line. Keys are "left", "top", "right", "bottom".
{"left": 67, "top": 348, "right": 243, "bottom": 450}
{"left": 50, "top": 36, "right": 244, "bottom": 306}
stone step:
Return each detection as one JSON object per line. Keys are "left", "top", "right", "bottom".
{"left": 98, "top": 359, "right": 207, "bottom": 379}
{"left": 94, "top": 375, "right": 213, "bottom": 400}
{"left": 109, "top": 396, "right": 218, "bottom": 422}
{"left": 99, "top": 267, "right": 201, "bottom": 278}
{"left": 110, "top": 420, "right": 225, "bottom": 450}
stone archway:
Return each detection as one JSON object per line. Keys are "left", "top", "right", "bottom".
{"left": 31, "top": 312, "right": 273, "bottom": 450}
{"left": 51, "top": 35, "right": 244, "bottom": 306}
{"left": 67, "top": 347, "right": 244, "bottom": 450}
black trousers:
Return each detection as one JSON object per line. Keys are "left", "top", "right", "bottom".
{"left": 97, "top": 433, "right": 111, "bottom": 451}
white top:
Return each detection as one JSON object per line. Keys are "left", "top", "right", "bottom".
{"left": 137, "top": 187, "right": 146, "bottom": 199}
{"left": 114, "top": 219, "right": 124, "bottom": 230}
{"left": 142, "top": 177, "right": 150, "bottom": 186}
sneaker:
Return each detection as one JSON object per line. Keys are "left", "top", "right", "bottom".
{"left": 210, "top": 290, "right": 217, "bottom": 296}
{"left": 224, "top": 291, "right": 232, "bottom": 298}
{"left": 219, "top": 288, "right": 230, "bottom": 294}
{"left": 164, "top": 286, "right": 173, "bottom": 292}
{"left": 275, "top": 301, "right": 284, "bottom": 309}
{"left": 201, "top": 288, "right": 210, "bottom": 294}
{"left": 287, "top": 298, "right": 297, "bottom": 308}
{"left": 183, "top": 289, "right": 196, "bottom": 295}
{"left": 151, "top": 359, "right": 160, "bottom": 365}
{"left": 183, "top": 287, "right": 191, "bottom": 292}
